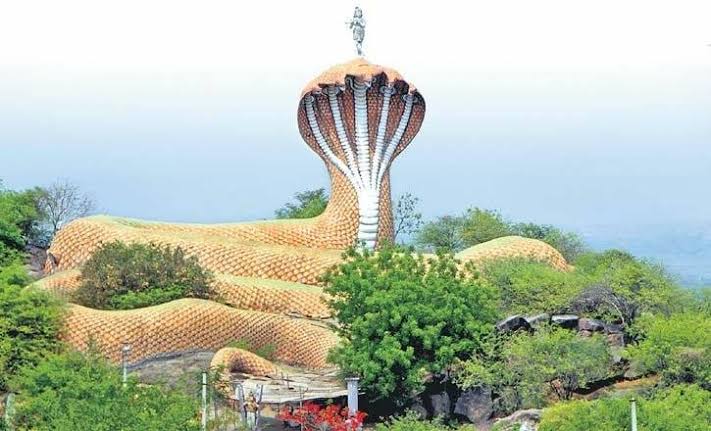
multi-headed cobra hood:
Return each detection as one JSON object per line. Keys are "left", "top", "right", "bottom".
{"left": 297, "top": 58, "right": 426, "bottom": 249}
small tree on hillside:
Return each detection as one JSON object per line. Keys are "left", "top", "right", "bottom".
{"left": 511, "top": 222, "right": 587, "bottom": 263}
{"left": 415, "top": 215, "right": 466, "bottom": 252}
{"left": 460, "top": 208, "right": 512, "bottom": 246}
{"left": 393, "top": 193, "right": 422, "bottom": 243}
{"left": 275, "top": 188, "right": 329, "bottom": 219}
{"left": 37, "top": 179, "right": 95, "bottom": 238}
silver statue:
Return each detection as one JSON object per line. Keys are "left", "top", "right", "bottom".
{"left": 347, "top": 6, "right": 366, "bottom": 56}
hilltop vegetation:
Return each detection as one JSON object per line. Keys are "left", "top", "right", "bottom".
{"left": 1, "top": 180, "right": 709, "bottom": 430}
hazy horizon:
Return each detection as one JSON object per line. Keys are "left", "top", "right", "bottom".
{"left": 1, "top": 1, "right": 710, "bottom": 285}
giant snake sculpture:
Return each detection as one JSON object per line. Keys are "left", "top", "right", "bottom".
{"left": 33, "top": 59, "right": 569, "bottom": 374}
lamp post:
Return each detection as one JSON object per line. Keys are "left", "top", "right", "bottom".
{"left": 630, "top": 398, "right": 638, "bottom": 431}
{"left": 345, "top": 377, "right": 360, "bottom": 417}
{"left": 201, "top": 372, "right": 208, "bottom": 431}
{"left": 121, "top": 343, "right": 131, "bottom": 387}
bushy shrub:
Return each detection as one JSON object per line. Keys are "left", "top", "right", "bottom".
{"left": 457, "top": 327, "right": 614, "bottom": 412}
{"left": 505, "top": 327, "right": 614, "bottom": 401}
{"left": 481, "top": 249, "right": 686, "bottom": 320}
{"left": 375, "top": 412, "right": 476, "bottom": 431}
{"left": 625, "top": 312, "right": 710, "bottom": 388}
{"left": 74, "top": 241, "right": 213, "bottom": 309}
{"left": 324, "top": 246, "right": 499, "bottom": 406}
{"left": 0, "top": 262, "right": 63, "bottom": 391}
{"left": 538, "top": 384, "right": 711, "bottom": 431}
{"left": 8, "top": 349, "right": 200, "bottom": 430}
{"left": 575, "top": 250, "right": 684, "bottom": 315}
{"left": 690, "top": 287, "right": 711, "bottom": 315}
{"left": 480, "top": 259, "right": 589, "bottom": 315}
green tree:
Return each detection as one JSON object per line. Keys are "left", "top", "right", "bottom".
{"left": 0, "top": 262, "right": 64, "bottom": 391}
{"left": 458, "top": 327, "right": 614, "bottom": 410}
{"left": 510, "top": 223, "right": 587, "bottom": 263}
{"left": 625, "top": 312, "right": 710, "bottom": 388}
{"left": 575, "top": 250, "right": 685, "bottom": 315}
{"left": 460, "top": 208, "right": 512, "bottom": 247}
{"left": 538, "top": 384, "right": 711, "bottom": 431}
{"left": 393, "top": 193, "right": 423, "bottom": 243}
{"left": 74, "top": 241, "right": 214, "bottom": 310}
{"left": 35, "top": 179, "right": 95, "bottom": 241}
{"left": 8, "top": 350, "right": 200, "bottom": 431}
{"left": 0, "top": 183, "right": 44, "bottom": 264}
{"left": 415, "top": 215, "right": 466, "bottom": 252}
{"left": 324, "top": 245, "right": 499, "bottom": 406}
{"left": 275, "top": 188, "right": 329, "bottom": 219}
{"left": 504, "top": 327, "right": 614, "bottom": 401}
{"left": 415, "top": 208, "right": 586, "bottom": 262}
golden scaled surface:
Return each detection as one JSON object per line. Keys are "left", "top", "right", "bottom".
{"left": 39, "top": 59, "right": 569, "bottom": 371}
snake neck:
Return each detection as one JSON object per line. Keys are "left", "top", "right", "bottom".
{"left": 316, "top": 166, "right": 393, "bottom": 249}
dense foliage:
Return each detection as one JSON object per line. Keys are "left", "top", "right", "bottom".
{"left": 457, "top": 327, "right": 614, "bottom": 412}
{"left": 415, "top": 207, "right": 586, "bottom": 262}
{"left": 626, "top": 312, "right": 710, "bottom": 388}
{"left": 503, "top": 327, "right": 614, "bottom": 401}
{"left": 0, "top": 262, "right": 63, "bottom": 391}
{"left": 415, "top": 215, "right": 466, "bottom": 252}
{"left": 75, "top": 241, "right": 214, "bottom": 309}
{"left": 480, "top": 259, "right": 589, "bottom": 315}
{"left": 275, "top": 188, "right": 329, "bottom": 219}
{"left": 574, "top": 250, "right": 686, "bottom": 316}
{"left": 0, "top": 179, "right": 94, "bottom": 251}
{"left": 508, "top": 222, "right": 587, "bottom": 265}
{"left": 8, "top": 350, "right": 200, "bottom": 431}
{"left": 324, "top": 246, "right": 499, "bottom": 405}
{"left": 459, "top": 208, "right": 511, "bottom": 248}
{"left": 0, "top": 183, "right": 44, "bottom": 264}
{"left": 375, "top": 413, "right": 476, "bottom": 431}
{"left": 480, "top": 250, "right": 685, "bottom": 318}
{"left": 538, "top": 384, "right": 710, "bottom": 431}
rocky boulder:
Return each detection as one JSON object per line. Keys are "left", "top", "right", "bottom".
{"left": 429, "top": 391, "right": 451, "bottom": 418}
{"left": 454, "top": 387, "right": 493, "bottom": 426}
{"left": 493, "top": 409, "right": 543, "bottom": 431}
{"left": 604, "top": 322, "right": 624, "bottom": 334}
{"left": 551, "top": 314, "right": 579, "bottom": 329}
{"left": 496, "top": 315, "right": 532, "bottom": 333}
{"left": 525, "top": 313, "right": 550, "bottom": 328}
{"left": 578, "top": 318, "right": 605, "bottom": 332}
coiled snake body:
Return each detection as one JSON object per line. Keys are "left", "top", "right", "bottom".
{"left": 34, "top": 59, "right": 569, "bottom": 374}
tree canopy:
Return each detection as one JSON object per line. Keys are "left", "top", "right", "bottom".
{"left": 323, "top": 245, "right": 499, "bottom": 405}
{"left": 416, "top": 207, "right": 586, "bottom": 262}
{"left": 275, "top": 188, "right": 329, "bottom": 219}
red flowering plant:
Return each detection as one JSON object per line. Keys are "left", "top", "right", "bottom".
{"left": 278, "top": 401, "right": 366, "bottom": 431}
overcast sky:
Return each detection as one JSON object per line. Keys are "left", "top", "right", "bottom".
{"left": 1, "top": 0, "right": 710, "bottom": 236}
